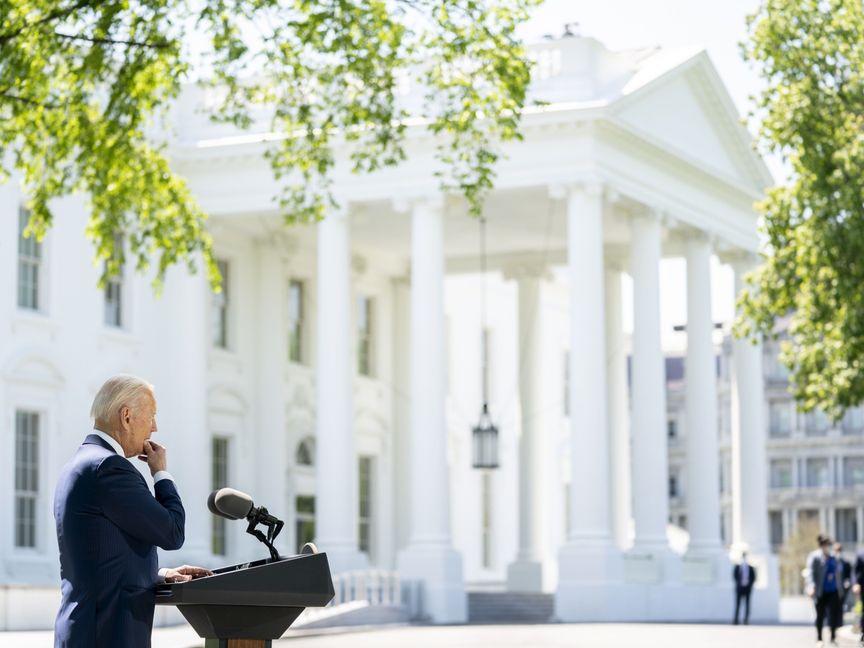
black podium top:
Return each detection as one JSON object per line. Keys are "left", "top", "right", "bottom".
{"left": 156, "top": 552, "right": 335, "bottom": 608}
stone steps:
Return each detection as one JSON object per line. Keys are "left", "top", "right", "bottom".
{"left": 468, "top": 592, "right": 555, "bottom": 624}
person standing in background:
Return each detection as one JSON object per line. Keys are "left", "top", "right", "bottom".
{"left": 732, "top": 551, "right": 756, "bottom": 625}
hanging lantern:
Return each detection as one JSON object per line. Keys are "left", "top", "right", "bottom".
{"left": 471, "top": 216, "right": 499, "bottom": 469}
{"left": 472, "top": 403, "right": 499, "bottom": 469}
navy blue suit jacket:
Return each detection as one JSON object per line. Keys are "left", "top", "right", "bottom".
{"left": 54, "top": 434, "right": 185, "bottom": 647}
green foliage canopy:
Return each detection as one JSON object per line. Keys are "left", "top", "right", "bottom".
{"left": 0, "top": 0, "right": 539, "bottom": 288}
{"left": 739, "top": 0, "right": 864, "bottom": 418}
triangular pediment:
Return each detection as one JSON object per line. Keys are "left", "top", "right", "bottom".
{"left": 610, "top": 54, "right": 770, "bottom": 191}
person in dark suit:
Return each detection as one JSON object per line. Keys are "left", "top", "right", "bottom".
{"left": 834, "top": 543, "right": 852, "bottom": 613}
{"left": 853, "top": 548, "right": 864, "bottom": 645}
{"left": 54, "top": 375, "right": 211, "bottom": 648}
{"left": 732, "top": 551, "right": 756, "bottom": 625}
{"left": 806, "top": 536, "right": 842, "bottom": 646}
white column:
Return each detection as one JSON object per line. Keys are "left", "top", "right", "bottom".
{"left": 315, "top": 208, "right": 366, "bottom": 572}
{"left": 606, "top": 263, "right": 632, "bottom": 549}
{"left": 396, "top": 197, "right": 466, "bottom": 623}
{"left": 255, "top": 241, "right": 288, "bottom": 553}
{"left": 729, "top": 256, "right": 770, "bottom": 556}
{"left": 506, "top": 268, "right": 546, "bottom": 592}
{"left": 629, "top": 213, "right": 670, "bottom": 550}
{"left": 555, "top": 183, "right": 621, "bottom": 622}
{"left": 684, "top": 235, "right": 723, "bottom": 554}
{"left": 153, "top": 264, "right": 210, "bottom": 563}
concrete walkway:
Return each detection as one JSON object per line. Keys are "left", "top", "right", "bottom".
{"left": 3, "top": 622, "right": 857, "bottom": 648}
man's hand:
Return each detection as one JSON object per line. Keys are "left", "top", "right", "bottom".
{"left": 854, "top": 583, "right": 861, "bottom": 594}
{"left": 138, "top": 440, "right": 167, "bottom": 475}
{"left": 163, "top": 565, "right": 213, "bottom": 583}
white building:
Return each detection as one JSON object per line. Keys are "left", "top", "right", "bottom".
{"left": 0, "top": 34, "right": 779, "bottom": 629}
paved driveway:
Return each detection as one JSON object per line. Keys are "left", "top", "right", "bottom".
{"left": 5, "top": 622, "right": 854, "bottom": 647}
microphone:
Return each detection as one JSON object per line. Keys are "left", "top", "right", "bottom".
{"left": 206, "top": 488, "right": 285, "bottom": 560}
{"left": 208, "top": 487, "right": 254, "bottom": 520}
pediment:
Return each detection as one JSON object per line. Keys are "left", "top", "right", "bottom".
{"left": 4, "top": 352, "right": 64, "bottom": 387}
{"left": 610, "top": 55, "right": 771, "bottom": 192}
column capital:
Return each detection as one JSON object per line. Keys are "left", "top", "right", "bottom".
{"left": 502, "top": 262, "right": 552, "bottom": 283}
{"left": 718, "top": 249, "right": 761, "bottom": 272}
{"left": 670, "top": 225, "right": 715, "bottom": 248}
{"left": 548, "top": 178, "right": 604, "bottom": 202}
{"left": 392, "top": 194, "right": 445, "bottom": 214}
{"left": 351, "top": 253, "right": 367, "bottom": 276}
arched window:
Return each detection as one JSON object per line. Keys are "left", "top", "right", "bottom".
{"left": 295, "top": 437, "right": 316, "bottom": 467}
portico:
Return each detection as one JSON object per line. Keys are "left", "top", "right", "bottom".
{"left": 164, "top": 33, "right": 779, "bottom": 624}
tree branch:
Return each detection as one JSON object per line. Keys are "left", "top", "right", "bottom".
{"left": 0, "top": 90, "right": 59, "bottom": 110}
{"left": 0, "top": 0, "right": 96, "bottom": 44}
{"left": 53, "top": 31, "right": 171, "bottom": 49}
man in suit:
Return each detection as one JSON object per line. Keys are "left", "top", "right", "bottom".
{"left": 54, "top": 375, "right": 211, "bottom": 647}
{"left": 834, "top": 542, "right": 853, "bottom": 613}
{"left": 853, "top": 548, "right": 864, "bottom": 645}
{"left": 732, "top": 551, "right": 756, "bottom": 625}
{"left": 806, "top": 535, "right": 842, "bottom": 646}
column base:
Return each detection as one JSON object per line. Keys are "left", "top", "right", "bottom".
{"left": 506, "top": 558, "right": 544, "bottom": 592}
{"left": 682, "top": 545, "right": 731, "bottom": 585}
{"left": 397, "top": 543, "right": 466, "bottom": 623}
{"left": 554, "top": 540, "right": 623, "bottom": 621}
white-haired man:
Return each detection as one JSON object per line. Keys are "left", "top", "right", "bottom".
{"left": 54, "top": 374, "right": 211, "bottom": 647}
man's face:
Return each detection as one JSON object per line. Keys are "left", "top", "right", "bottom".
{"left": 120, "top": 390, "right": 157, "bottom": 457}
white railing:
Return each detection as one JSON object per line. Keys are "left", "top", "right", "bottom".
{"left": 292, "top": 571, "right": 424, "bottom": 628}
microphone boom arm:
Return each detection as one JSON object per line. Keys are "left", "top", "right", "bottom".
{"left": 245, "top": 506, "right": 283, "bottom": 560}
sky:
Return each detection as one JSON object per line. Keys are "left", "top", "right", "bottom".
{"left": 520, "top": 0, "right": 768, "bottom": 352}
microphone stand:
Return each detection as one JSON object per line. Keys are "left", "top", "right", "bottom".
{"left": 245, "top": 506, "right": 284, "bottom": 561}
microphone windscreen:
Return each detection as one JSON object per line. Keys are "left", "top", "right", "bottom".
{"left": 207, "top": 490, "right": 219, "bottom": 516}
{"left": 212, "top": 487, "right": 254, "bottom": 520}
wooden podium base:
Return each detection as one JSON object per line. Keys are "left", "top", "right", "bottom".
{"left": 204, "top": 640, "right": 272, "bottom": 648}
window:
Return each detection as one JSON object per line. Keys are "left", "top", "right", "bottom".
{"left": 769, "top": 400, "right": 792, "bottom": 438}
{"left": 104, "top": 234, "right": 124, "bottom": 327}
{"left": 295, "top": 437, "right": 315, "bottom": 467}
{"left": 764, "top": 346, "right": 789, "bottom": 383}
{"left": 562, "top": 351, "right": 570, "bottom": 417}
{"left": 804, "top": 410, "right": 830, "bottom": 437}
{"left": 15, "top": 410, "right": 39, "bottom": 548}
{"left": 211, "top": 437, "right": 229, "bottom": 555}
{"left": 212, "top": 260, "right": 229, "bottom": 349}
{"left": 797, "top": 508, "right": 820, "bottom": 529}
{"left": 769, "top": 511, "right": 784, "bottom": 550}
{"left": 358, "top": 456, "right": 373, "bottom": 555}
{"left": 17, "top": 208, "right": 41, "bottom": 311}
{"left": 668, "top": 468, "right": 680, "bottom": 498}
{"left": 356, "top": 296, "right": 374, "bottom": 376}
{"left": 805, "top": 458, "right": 830, "bottom": 489}
{"left": 843, "top": 457, "right": 864, "bottom": 487}
{"left": 769, "top": 459, "right": 794, "bottom": 489}
{"left": 835, "top": 509, "right": 858, "bottom": 545}
{"left": 667, "top": 418, "right": 678, "bottom": 440}
{"left": 288, "top": 280, "right": 305, "bottom": 363}
{"left": 295, "top": 496, "right": 316, "bottom": 553}
{"left": 481, "top": 472, "right": 493, "bottom": 568}
{"left": 842, "top": 407, "right": 864, "bottom": 435}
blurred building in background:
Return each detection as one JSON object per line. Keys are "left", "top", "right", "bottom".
{"left": 0, "top": 33, "right": 782, "bottom": 629}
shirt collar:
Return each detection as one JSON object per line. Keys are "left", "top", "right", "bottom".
{"left": 92, "top": 429, "right": 125, "bottom": 457}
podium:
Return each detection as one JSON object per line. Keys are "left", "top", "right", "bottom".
{"left": 156, "top": 550, "right": 335, "bottom": 648}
